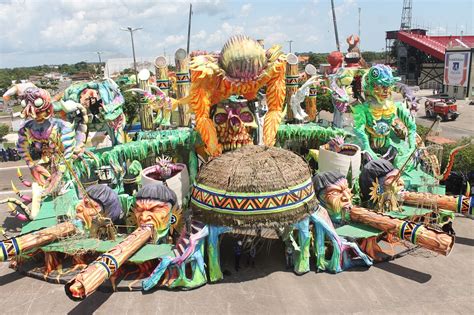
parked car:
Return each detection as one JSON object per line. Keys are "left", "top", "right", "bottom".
{"left": 425, "top": 98, "right": 459, "bottom": 121}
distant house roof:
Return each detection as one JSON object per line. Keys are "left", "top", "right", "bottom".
{"left": 70, "top": 72, "right": 92, "bottom": 81}
{"left": 298, "top": 55, "right": 310, "bottom": 63}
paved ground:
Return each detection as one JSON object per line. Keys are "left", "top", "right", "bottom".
{"left": 0, "top": 216, "right": 473, "bottom": 314}
{"left": 410, "top": 91, "right": 474, "bottom": 140}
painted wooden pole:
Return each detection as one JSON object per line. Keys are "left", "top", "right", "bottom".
{"left": 350, "top": 207, "right": 454, "bottom": 256}
{"left": 135, "top": 69, "right": 154, "bottom": 130}
{"left": 285, "top": 53, "right": 299, "bottom": 122}
{"left": 154, "top": 56, "right": 170, "bottom": 96}
{"left": 0, "top": 222, "right": 77, "bottom": 261}
{"left": 175, "top": 48, "right": 191, "bottom": 126}
{"left": 65, "top": 226, "right": 153, "bottom": 300}
{"left": 305, "top": 83, "right": 318, "bottom": 122}
{"left": 401, "top": 191, "right": 473, "bottom": 216}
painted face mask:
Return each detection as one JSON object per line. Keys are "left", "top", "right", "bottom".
{"left": 322, "top": 178, "right": 353, "bottom": 221}
{"left": 364, "top": 65, "right": 400, "bottom": 104}
{"left": 20, "top": 87, "right": 53, "bottom": 121}
{"left": 133, "top": 184, "right": 178, "bottom": 242}
{"left": 383, "top": 169, "right": 405, "bottom": 194}
{"left": 212, "top": 97, "right": 257, "bottom": 151}
{"left": 313, "top": 171, "right": 352, "bottom": 222}
{"left": 134, "top": 199, "right": 172, "bottom": 239}
{"left": 372, "top": 84, "right": 392, "bottom": 103}
{"left": 75, "top": 198, "right": 102, "bottom": 229}
{"left": 75, "top": 185, "right": 123, "bottom": 229}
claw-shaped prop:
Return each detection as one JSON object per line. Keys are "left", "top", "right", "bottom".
{"left": 1, "top": 198, "right": 31, "bottom": 221}
{"left": 293, "top": 206, "right": 372, "bottom": 274}
{"left": 11, "top": 181, "right": 32, "bottom": 203}
{"left": 142, "top": 223, "right": 209, "bottom": 291}
{"left": 17, "top": 168, "right": 32, "bottom": 188}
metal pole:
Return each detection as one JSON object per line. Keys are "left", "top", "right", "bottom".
{"left": 358, "top": 7, "right": 361, "bottom": 49}
{"left": 186, "top": 4, "right": 193, "bottom": 54}
{"left": 330, "top": 0, "right": 341, "bottom": 51}
{"left": 96, "top": 51, "right": 102, "bottom": 64}
{"left": 129, "top": 29, "right": 139, "bottom": 85}
{"left": 287, "top": 40, "right": 294, "bottom": 53}
{"left": 121, "top": 27, "right": 142, "bottom": 86}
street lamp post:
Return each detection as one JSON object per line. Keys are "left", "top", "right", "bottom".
{"left": 96, "top": 51, "right": 103, "bottom": 78}
{"left": 121, "top": 26, "right": 143, "bottom": 86}
{"left": 287, "top": 40, "right": 294, "bottom": 53}
{"left": 96, "top": 51, "right": 102, "bottom": 64}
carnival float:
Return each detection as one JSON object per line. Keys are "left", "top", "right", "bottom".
{"left": 0, "top": 34, "right": 472, "bottom": 301}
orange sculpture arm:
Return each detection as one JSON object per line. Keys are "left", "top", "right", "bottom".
{"left": 263, "top": 58, "right": 286, "bottom": 146}
{"left": 189, "top": 69, "right": 222, "bottom": 157}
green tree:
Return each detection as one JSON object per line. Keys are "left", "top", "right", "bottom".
{"left": 119, "top": 82, "right": 141, "bottom": 129}
{"left": 0, "top": 123, "right": 9, "bottom": 140}
{"left": 307, "top": 53, "right": 328, "bottom": 66}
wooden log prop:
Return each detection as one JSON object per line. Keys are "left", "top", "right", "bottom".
{"left": 0, "top": 222, "right": 77, "bottom": 262}
{"left": 285, "top": 53, "right": 299, "bottom": 122}
{"left": 65, "top": 226, "right": 152, "bottom": 300}
{"left": 401, "top": 191, "right": 473, "bottom": 216}
{"left": 350, "top": 207, "right": 454, "bottom": 256}
{"left": 305, "top": 83, "right": 318, "bottom": 122}
{"left": 175, "top": 48, "right": 191, "bottom": 126}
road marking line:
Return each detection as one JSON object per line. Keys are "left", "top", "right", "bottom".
{"left": 0, "top": 189, "right": 31, "bottom": 196}
{"left": 0, "top": 165, "right": 29, "bottom": 171}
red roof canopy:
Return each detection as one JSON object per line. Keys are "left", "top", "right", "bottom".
{"left": 396, "top": 31, "right": 474, "bottom": 61}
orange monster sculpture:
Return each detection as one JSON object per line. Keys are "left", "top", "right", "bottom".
{"left": 185, "top": 35, "right": 287, "bottom": 156}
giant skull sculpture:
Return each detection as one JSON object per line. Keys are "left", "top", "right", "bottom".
{"left": 211, "top": 96, "right": 257, "bottom": 151}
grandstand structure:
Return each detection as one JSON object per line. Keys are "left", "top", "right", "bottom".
{"left": 386, "top": 29, "right": 474, "bottom": 97}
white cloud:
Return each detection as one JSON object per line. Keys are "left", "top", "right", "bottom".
{"left": 165, "top": 35, "right": 186, "bottom": 46}
{"left": 240, "top": 3, "right": 252, "bottom": 17}
{"left": 2, "top": 0, "right": 470, "bottom": 68}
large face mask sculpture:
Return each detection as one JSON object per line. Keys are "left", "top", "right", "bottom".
{"left": 20, "top": 87, "right": 53, "bottom": 121}
{"left": 382, "top": 169, "right": 405, "bottom": 194}
{"left": 80, "top": 89, "right": 101, "bottom": 119}
{"left": 75, "top": 185, "right": 123, "bottom": 229}
{"left": 313, "top": 171, "right": 352, "bottom": 222}
{"left": 211, "top": 96, "right": 257, "bottom": 151}
{"left": 364, "top": 65, "right": 399, "bottom": 105}
{"left": 133, "top": 184, "right": 177, "bottom": 241}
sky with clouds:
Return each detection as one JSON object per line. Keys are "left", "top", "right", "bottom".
{"left": 0, "top": 0, "right": 473, "bottom": 68}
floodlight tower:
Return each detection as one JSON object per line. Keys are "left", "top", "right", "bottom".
{"left": 400, "top": 0, "right": 413, "bottom": 30}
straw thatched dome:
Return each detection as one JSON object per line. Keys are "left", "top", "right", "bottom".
{"left": 190, "top": 145, "right": 317, "bottom": 227}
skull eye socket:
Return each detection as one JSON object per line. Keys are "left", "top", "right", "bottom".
{"left": 214, "top": 113, "right": 227, "bottom": 124}
{"left": 240, "top": 111, "right": 254, "bottom": 123}
{"left": 34, "top": 98, "right": 44, "bottom": 107}
{"left": 21, "top": 99, "right": 27, "bottom": 107}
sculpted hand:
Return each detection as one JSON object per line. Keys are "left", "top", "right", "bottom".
{"left": 30, "top": 165, "right": 51, "bottom": 186}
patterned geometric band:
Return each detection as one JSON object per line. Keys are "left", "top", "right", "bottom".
{"left": 191, "top": 178, "right": 315, "bottom": 215}
{"left": 0, "top": 238, "right": 21, "bottom": 261}
{"left": 176, "top": 72, "right": 190, "bottom": 84}
{"left": 285, "top": 75, "right": 299, "bottom": 88}
{"left": 398, "top": 221, "right": 422, "bottom": 245}
{"left": 309, "top": 86, "right": 318, "bottom": 98}
{"left": 94, "top": 253, "right": 118, "bottom": 278}
{"left": 156, "top": 79, "right": 170, "bottom": 90}
{"left": 457, "top": 195, "right": 473, "bottom": 215}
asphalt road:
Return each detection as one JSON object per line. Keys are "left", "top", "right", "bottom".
{"left": 411, "top": 92, "right": 474, "bottom": 140}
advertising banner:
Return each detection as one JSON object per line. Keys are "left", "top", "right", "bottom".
{"left": 444, "top": 51, "right": 470, "bottom": 87}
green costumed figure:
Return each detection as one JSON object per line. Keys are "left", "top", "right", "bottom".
{"left": 351, "top": 65, "right": 416, "bottom": 169}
